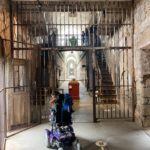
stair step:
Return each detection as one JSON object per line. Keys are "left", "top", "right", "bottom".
{"left": 102, "top": 91, "right": 116, "bottom": 94}
{"left": 102, "top": 81, "right": 112, "bottom": 83}
{"left": 99, "top": 94, "right": 116, "bottom": 96}
{"left": 99, "top": 94, "right": 116, "bottom": 98}
{"left": 102, "top": 84, "right": 113, "bottom": 86}
{"left": 98, "top": 64, "right": 107, "bottom": 66}
{"left": 102, "top": 78, "right": 112, "bottom": 81}
{"left": 102, "top": 87, "right": 116, "bottom": 90}
{"left": 102, "top": 84, "right": 114, "bottom": 87}
{"left": 100, "top": 67, "right": 108, "bottom": 69}
{"left": 101, "top": 71, "right": 109, "bottom": 73}
{"left": 101, "top": 74, "right": 111, "bottom": 77}
{"left": 100, "top": 70, "right": 108, "bottom": 72}
{"left": 102, "top": 80, "right": 113, "bottom": 83}
{"left": 97, "top": 99, "right": 118, "bottom": 104}
{"left": 102, "top": 83, "right": 112, "bottom": 86}
{"left": 101, "top": 69, "right": 109, "bottom": 71}
{"left": 99, "top": 63, "right": 106, "bottom": 65}
{"left": 102, "top": 89, "right": 116, "bottom": 91}
{"left": 101, "top": 75, "right": 111, "bottom": 77}
{"left": 99, "top": 63, "right": 107, "bottom": 66}
{"left": 101, "top": 73, "right": 110, "bottom": 75}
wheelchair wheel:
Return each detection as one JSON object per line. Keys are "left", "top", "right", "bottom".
{"left": 49, "top": 138, "right": 57, "bottom": 149}
{"left": 66, "top": 125, "right": 74, "bottom": 132}
{"left": 58, "top": 147, "right": 64, "bottom": 150}
{"left": 44, "top": 130, "right": 50, "bottom": 148}
{"left": 76, "top": 142, "right": 81, "bottom": 150}
{"left": 73, "top": 139, "right": 81, "bottom": 150}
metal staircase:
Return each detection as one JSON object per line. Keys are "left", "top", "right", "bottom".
{"left": 96, "top": 51, "right": 117, "bottom": 104}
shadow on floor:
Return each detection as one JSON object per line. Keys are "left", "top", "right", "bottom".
{"left": 62, "top": 137, "right": 100, "bottom": 150}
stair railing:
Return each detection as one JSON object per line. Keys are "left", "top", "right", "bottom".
{"left": 95, "top": 53, "right": 102, "bottom": 97}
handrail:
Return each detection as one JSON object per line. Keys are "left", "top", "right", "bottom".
{"left": 0, "top": 88, "right": 5, "bottom": 93}
{"left": 0, "top": 85, "right": 30, "bottom": 93}
{"left": 95, "top": 54, "right": 102, "bottom": 89}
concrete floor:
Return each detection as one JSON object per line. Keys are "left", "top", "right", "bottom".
{"left": 5, "top": 81, "right": 150, "bottom": 150}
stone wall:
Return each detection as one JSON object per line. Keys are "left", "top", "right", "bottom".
{"left": 134, "top": 0, "right": 150, "bottom": 127}
{"left": 102, "top": 0, "right": 150, "bottom": 127}
{"left": 102, "top": 6, "right": 133, "bottom": 119}
{"left": 0, "top": 1, "right": 10, "bottom": 149}
{"left": 0, "top": 0, "right": 38, "bottom": 131}
{"left": 0, "top": 61, "right": 6, "bottom": 150}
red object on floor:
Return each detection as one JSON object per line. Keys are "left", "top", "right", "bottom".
{"left": 68, "top": 79, "right": 80, "bottom": 100}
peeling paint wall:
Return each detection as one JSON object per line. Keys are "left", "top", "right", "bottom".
{"left": 104, "top": 0, "right": 150, "bottom": 127}
{"left": 0, "top": 0, "right": 38, "bottom": 132}
{"left": 0, "top": 0, "right": 10, "bottom": 149}
{"left": 0, "top": 61, "right": 5, "bottom": 150}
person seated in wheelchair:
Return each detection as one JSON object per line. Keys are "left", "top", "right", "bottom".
{"left": 61, "top": 93, "right": 74, "bottom": 126}
{"left": 49, "top": 91, "right": 60, "bottom": 124}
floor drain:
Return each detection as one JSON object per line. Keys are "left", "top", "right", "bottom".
{"left": 96, "top": 140, "right": 107, "bottom": 150}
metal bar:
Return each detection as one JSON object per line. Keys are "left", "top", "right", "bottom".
{"left": 80, "top": 3, "right": 82, "bottom": 46}
{"left": 64, "top": 3, "right": 65, "bottom": 46}
{"left": 71, "top": 2, "right": 74, "bottom": 39}
{"left": 25, "top": 7, "right": 28, "bottom": 60}
{"left": 3, "top": 39, "right": 36, "bottom": 46}
{"left": 93, "top": 69, "right": 96, "bottom": 122}
{"left": 131, "top": 2, "right": 135, "bottom": 121}
{"left": 9, "top": 0, "right": 14, "bottom": 59}
{"left": 40, "top": 46, "right": 131, "bottom": 51}
{"left": 29, "top": 3, "right": 32, "bottom": 45}
{"left": 92, "top": 3, "right": 95, "bottom": 47}
{"left": 20, "top": 2, "right": 23, "bottom": 58}
{"left": 16, "top": 2, "right": 19, "bottom": 58}
{"left": 76, "top": 3, "right": 78, "bottom": 46}
{"left": 113, "top": 7, "right": 116, "bottom": 46}
{"left": 105, "top": 3, "right": 109, "bottom": 119}
{"left": 13, "top": 23, "right": 132, "bottom": 26}
{"left": 10, "top": 45, "right": 131, "bottom": 51}
{"left": 19, "top": 7, "right": 131, "bottom": 13}
{"left": 52, "top": 3, "right": 54, "bottom": 47}
{"left": 112, "top": 7, "right": 117, "bottom": 118}
{"left": 96, "top": 85, "right": 133, "bottom": 88}
{"left": 127, "top": 48, "right": 129, "bottom": 118}
{"left": 55, "top": 4, "right": 57, "bottom": 46}
{"left": 123, "top": 49, "right": 125, "bottom": 118}
{"left": 67, "top": 3, "right": 69, "bottom": 46}
{"left": 33, "top": 10, "right": 36, "bottom": 45}
{"left": 47, "top": 3, "right": 49, "bottom": 47}
{"left": 36, "top": 8, "right": 42, "bottom": 123}
{"left": 59, "top": 3, "right": 61, "bottom": 46}
{"left": 96, "top": 4, "right": 99, "bottom": 47}
{"left": 17, "top": 4, "right": 131, "bottom": 12}
{"left": 125, "top": 8, "right": 130, "bottom": 118}
{"left": 84, "top": 4, "right": 86, "bottom": 46}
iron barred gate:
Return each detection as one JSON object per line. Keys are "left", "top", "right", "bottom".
{"left": 11, "top": 1, "right": 134, "bottom": 121}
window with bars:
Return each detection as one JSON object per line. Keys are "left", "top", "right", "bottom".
{"left": 14, "top": 65, "right": 26, "bottom": 92}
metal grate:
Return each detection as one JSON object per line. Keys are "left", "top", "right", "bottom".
{"left": 11, "top": 1, "right": 134, "bottom": 121}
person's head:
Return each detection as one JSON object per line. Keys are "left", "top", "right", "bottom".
{"left": 50, "top": 90, "right": 60, "bottom": 99}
